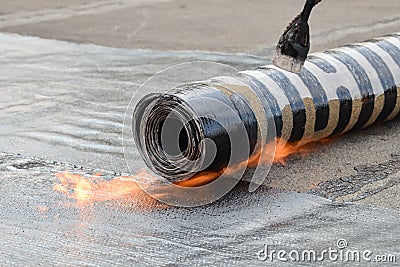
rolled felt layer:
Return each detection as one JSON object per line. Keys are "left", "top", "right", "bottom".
{"left": 134, "top": 33, "right": 400, "bottom": 183}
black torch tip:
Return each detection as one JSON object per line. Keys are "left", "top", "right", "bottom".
{"left": 272, "top": 0, "right": 320, "bottom": 74}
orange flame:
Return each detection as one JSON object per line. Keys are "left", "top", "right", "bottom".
{"left": 273, "top": 139, "right": 316, "bottom": 165}
{"left": 175, "top": 170, "right": 225, "bottom": 187}
{"left": 53, "top": 137, "right": 334, "bottom": 207}
{"left": 53, "top": 171, "right": 164, "bottom": 209}
{"left": 177, "top": 137, "right": 327, "bottom": 187}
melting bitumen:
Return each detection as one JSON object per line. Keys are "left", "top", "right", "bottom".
{"left": 0, "top": 33, "right": 399, "bottom": 266}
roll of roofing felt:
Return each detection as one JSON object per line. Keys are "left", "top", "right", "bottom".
{"left": 134, "top": 34, "right": 400, "bottom": 183}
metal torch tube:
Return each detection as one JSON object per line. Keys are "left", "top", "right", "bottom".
{"left": 134, "top": 33, "right": 400, "bottom": 183}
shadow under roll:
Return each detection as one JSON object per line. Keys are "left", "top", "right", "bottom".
{"left": 134, "top": 33, "right": 400, "bottom": 183}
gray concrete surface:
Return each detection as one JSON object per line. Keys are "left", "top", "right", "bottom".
{"left": 1, "top": 0, "right": 400, "bottom": 265}
{"left": 1, "top": 0, "right": 400, "bottom": 54}
{"left": 0, "top": 152, "right": 399, "bottom": 266}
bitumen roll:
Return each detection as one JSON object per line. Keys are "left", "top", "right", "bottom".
{"left": 134, "top": 33, "right": 400, "bottom": 183}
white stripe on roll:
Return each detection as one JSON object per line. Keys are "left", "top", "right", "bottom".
{"left": 339, "top": 47, "right": 385, "bottom": 127}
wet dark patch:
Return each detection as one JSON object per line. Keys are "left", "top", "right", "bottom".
{"left": 309, "top": 155, "right": 400, "bottom": 202}
{"left": 2, "top": 152, "right": 117, "bottom": 176}
{"left": 12, "top": 161, "right": 47, "bottom": 170}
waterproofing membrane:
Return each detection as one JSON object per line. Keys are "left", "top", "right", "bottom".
{"left": 135, "top": 34, "right": 400, "bottom": 182}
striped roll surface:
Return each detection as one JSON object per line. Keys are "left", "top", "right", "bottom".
{"left": 134, "top": 34, "right": 400, "bottom": 182}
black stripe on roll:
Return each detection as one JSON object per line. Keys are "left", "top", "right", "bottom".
{"left": 325, "top": 50, "right": 375, "bottom": 130}
{"left": 230, "top": 93, "right": 258, "bottom": 155}
{"left": 350, "top": 45, "right": 397, "bottom": 123}
{"left": 332, "top": 86, "right": 353, "bottom": 135}
{"left": 378, "top": 86, "right": 398, "bottom": 122}
{"left": 308, "top": 55, "right": 337, "bottom": 73}
{"left": 237, "top": 73, "right": 283, "bottom": 138}
{"left": 298, "top": 68, "right": 330, "bottom": 131}
{"left": 373, "top": 40, "right": 400, "bottom": 68}
{"left": 261, "top": 68, "right": 306, "bottom": 143}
